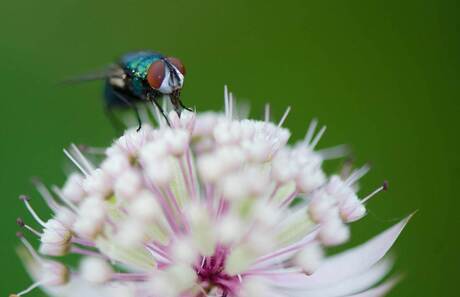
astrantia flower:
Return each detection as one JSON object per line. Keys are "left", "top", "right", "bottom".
{"left": 12, "top": 89, "right": 411, "bottom": 297}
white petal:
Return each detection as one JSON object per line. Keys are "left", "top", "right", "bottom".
{"left": 43, "top": 276, "right": 128, "bottom": 297}
{"left": 344, "top": 276, "right": 401, "bottom": 297}
{"left": 280, "top": 258, "right": 392, "bottom": 297}
{"left": 264, "top": 215, "right": 411, "bottom": 289}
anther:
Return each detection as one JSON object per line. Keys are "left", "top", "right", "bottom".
{"left": 382, "top": 180, "right": 389, "bottom": 191}
{"left": 17, "top": 217, "right": 42, "bottom": 237}
{"left": 16, "top": 217, "right": 25, "bottom": 227}
{"left": 19, "top": 195, "right": 30, "bottom": 201}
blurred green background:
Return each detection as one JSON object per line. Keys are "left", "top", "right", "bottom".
{"left": 0, "top": 0, "right": 458, "bottom": 296}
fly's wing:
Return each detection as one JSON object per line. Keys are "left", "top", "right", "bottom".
{"left": 59, "top": 64, "right": 123, "bottom": 84}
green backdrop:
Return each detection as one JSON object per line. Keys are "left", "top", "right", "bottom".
{"left": 0, "top": 0, "right": 458, "bottom": 296}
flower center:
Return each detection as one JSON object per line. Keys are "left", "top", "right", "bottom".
{"left": 195, "top": 246, "right": 239, "bottom": 296}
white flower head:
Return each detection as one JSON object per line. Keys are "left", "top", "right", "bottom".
{"left": 12, "top": 87, "right": 409, "bottom": 297}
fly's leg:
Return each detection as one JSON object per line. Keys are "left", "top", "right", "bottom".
{"left": 112, "top": 90, "right": 142, "bottom": 131}
{"left": 170, "top": 90, "right": 192, "bottom": 115}
{"left": 148, "top": 93, "right": 171, "bottom": 126}
{"left": 179, "top": 99, "right": 193, "bottom": 112}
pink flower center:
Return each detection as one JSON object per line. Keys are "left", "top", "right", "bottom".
{"left": 195, "top": 246, "right": 239, "bottom": 296}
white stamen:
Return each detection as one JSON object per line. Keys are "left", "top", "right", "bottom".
{"left": 224, "top": 85, "right": 229, "bottom": 119}
{"left": 63, "top": 148, "right": 89, "bottom": 177}
{"left": 13, "top": 281, "right": 43, "bottom": 296}
{"left": 229, "top": 92, "right": 234, "bottom": 120}
{"left": 362, "top": 181, "right": 388, "bottom": 203}
{"left": 21, "top": 197, "right": 46, "bottom": 227}
{"left": 24, "top": 224, "right": 43, "bottom": 237}
{"left": 346, "top": 164, "right": 371, "bottom": 185}
{"left": 304, "top": 118, "right": 318, "bottom": 145}
{"left": 32, "top": 179, "right": 59, "bottom": 212}
{"left": 264, "top": 103, "right": 271, "bottom": 122}
{"left": 278, "top": 106, "right": 291, "bottom": 127}
{"left": 71, "top": 143, "right": 95, "bottom": 172}
{"left": 317, "top": 144, "right": 350, "bottom": 160}
{"left": 309, "top": 125, "right": 327, "bottom": 149}
{"left": 19, "top": 236, "right": 44, "bottom": 265}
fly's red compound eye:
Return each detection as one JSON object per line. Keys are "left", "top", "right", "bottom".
{"left": 147, "top": 60, "right": 165, "bottom": 89}
{"left": 166, "top": 57, "right": 186, "bottom": 75}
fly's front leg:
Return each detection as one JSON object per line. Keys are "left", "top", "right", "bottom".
{"left": 170, "top": 90, "right": 192, "bottom": 116}
{"left": 148, "top": 92, "right": 171, "bottom": 126}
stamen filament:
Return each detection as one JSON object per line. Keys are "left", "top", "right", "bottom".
{"left": 112, "top": 273, "right": 148, "bottom": 282}
{"left": 304, "top": 119, "right": 318, "bottom": 145}
{"left": 18, "top": 233, "right": 44, "bottom": 265}
{"left": 70, "top": 246, "right": 106, "bottom": 258}
{"left": 264, "top": 103, "right": 271, "bottom": 122}
{"left": 252, "top": 230, "right": 318, "bottom": 267}
{"left": 278, "top": 106, "right": 291, "bottom": 127}
{"left": 346, "top": 165, "right": 371, "bottom": 186}
{"left": 362, "top": 181, "right": 389, "bottom": 203}
{"left": 71, "top": 237, "right": 95, "bottom": 247}
{"left": 317, "top": 144, "right": 350, "bottom": 160}
{"left": 186, "top": 149, "right": 199, "bottom": 199}
{"left": 224, "top": 85, "right": 230, "bottom": 119}
{"left": 309, "top": 125, "right": 327, "bottom": 149}
{"left": 20, "top": 196, "right": 46, "bottom": 227}
{"left": 70, "top": 143, "right": 95, "bottom": 172}
{"left": 279, "top": 190, "right": 299, "bottom": 208}
{"left": 63, "top": 148, "right": 89, "bottom": 177}
{"left": 31, "top": 178, "right": 59, "bottom": 212}
{"left": 17, "top": 218, "right": 43, "bottom": 237}
{"left": 13, "top": 281, "right": 43, "bottom": 296}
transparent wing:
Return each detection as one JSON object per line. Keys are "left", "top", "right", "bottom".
{"left": 59, "top": 64, "right": 122, "bottom": 84}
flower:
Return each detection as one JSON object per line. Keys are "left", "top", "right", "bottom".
{"left": 11, "top": 88, "right": 411, "bottom": 297}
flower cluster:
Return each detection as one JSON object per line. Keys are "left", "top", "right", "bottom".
{"left": 12, "top": 91, "right": 410, "bottom": 297}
